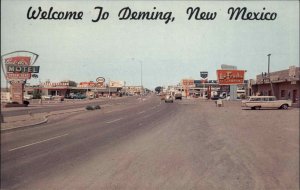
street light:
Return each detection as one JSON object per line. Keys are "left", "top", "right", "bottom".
{"left": 132, "top": 58, "right": 143, "bottom": 95}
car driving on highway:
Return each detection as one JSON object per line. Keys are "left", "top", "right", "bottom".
{"left": 165, "top": 95, "right": 174, "bottom": 103}
{"left": 174, "top": 93, "right": 182, "bottom": 100}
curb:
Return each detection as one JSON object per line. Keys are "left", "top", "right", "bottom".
{"left": 1, "top": 109, "right": 85, "bottom": 133}
{"left": 1, "top": 116, "right": 48, "bottom": 133}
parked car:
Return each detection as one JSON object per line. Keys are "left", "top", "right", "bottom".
{"left": 165, "top": 95, "right": 174, "bottom": 103}
{"left": 174, "top": 93, "right": 182, "bottom": 100}
{"left": 41, "top": 95, "right": 53, "bottom": 100}
{"left": 219, "top": 92, "right": 229, "bottom": 99}
{"left": 23, "top": 94, "right": 33, "bottom": 100}
{"left": 210, "top": 95, "right": 219, "bottom": 100}
{"left": 53, "top": 95, "right": 64, "bottom": 101}
{"left": 73, "top": 94, "right": 86, "bottom": 99}
{"left": 241, "top": 96, "right": 292, "bottom": 110}
{"left": 68, "top": 93, "right": 86, "bottom": 99}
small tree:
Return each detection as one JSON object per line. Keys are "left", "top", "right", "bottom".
{"left": 33, "top": 90, "right": 41, "bottom": 99}
{"left": 240, "top": 94, "right": 246, "bottom": 99}
{"left": 155, "top": 86, "right": 162, "bottom": 93}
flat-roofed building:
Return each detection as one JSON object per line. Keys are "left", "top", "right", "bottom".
{"left": 251, "top": 66, "right": 299, "bottom": 107}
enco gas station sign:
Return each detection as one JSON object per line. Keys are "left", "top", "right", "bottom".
{"left": 1, "top": 51, "right": 40, "bottom": 105}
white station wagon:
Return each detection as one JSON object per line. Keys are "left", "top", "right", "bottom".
{"left": 242, "top": 96, "right": 292, "bottom": 110}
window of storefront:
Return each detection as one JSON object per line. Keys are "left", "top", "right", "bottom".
{"left": 268, "top": 90, "right": 272, "bottom": 96}
{"left": 281, "top": 90, "right": 285, "bottom": 98}
{"left": 287, "top": 91, "right": 291, "bottom": 99}
{"left": 292, "top": 90, "right": 297, "bottom": 103}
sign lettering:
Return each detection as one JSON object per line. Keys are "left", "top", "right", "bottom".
{"left": 217, "top": 70, "right": 245, "bottom": 85}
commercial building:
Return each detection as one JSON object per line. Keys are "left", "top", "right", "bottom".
{"left": 175, "top": 79, "right": 247, "bottom": 98}
{"left": 250, "top": 66, "right": 299, "bottom": 107}
{"left": 122, "top": 86, "right": 144, "bottom": 95}
{"left": 23, "top": 80, "right": 124, "bottom": 98}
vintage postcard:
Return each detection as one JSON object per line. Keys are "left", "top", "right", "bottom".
{"left": 1, "top": 1, "right": 299, "bottom": 189}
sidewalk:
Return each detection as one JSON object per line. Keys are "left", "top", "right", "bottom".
{"left": 1, "top": 108, "right": 85, "bottom": 132}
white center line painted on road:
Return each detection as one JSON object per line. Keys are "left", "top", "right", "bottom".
{"left": 137, "top": 111, "right": 146, "bottom": 114}
{"left": 105, "top": 118, "right": 123, "bottom": 124}
{"left": 141, "top": 114, "right": 151, "bottom": 119}
{"left": 9, "top": 133, "right": 69, "bottom": 152}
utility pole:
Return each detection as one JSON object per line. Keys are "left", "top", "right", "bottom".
{"left": 132, "top": 58, "right": 143, "bottom": 95}
{"left": 108, "top": 78, "right": 110, "bottom": 98}
{"left": 267, "top": 54, "right": 274, "bottom": 96}
{"left": 267, "top": 54, "right": 271, "bottom": 74}
{"left": 141, "top": 61, "right": 143, "bottom": 88}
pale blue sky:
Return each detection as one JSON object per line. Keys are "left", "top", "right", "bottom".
{"left": 1, "top": 1, "right": 299, "bottom": 89}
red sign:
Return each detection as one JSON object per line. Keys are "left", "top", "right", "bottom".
{"left": 217, "top": 70, "right": 245, "bottom": 85}
{"left": 4, "top": 56, "right": 31, "bottom": 65}
{"left": 182, "top": 79, "right": 194, "bottom": 86}
{"left": 11, "top": 82, "right": 24, "bottom": 104}
{"left": 79, "top": 82, "right": 97, "bottom": 87}
{"left": 1, "top": 51, "right": 39, "bottom": 81}
{"left": 5, "top": 56, "right": 32, "bottom": 80}
{"left": 6, "top": 73, "right": 31, "bottom": 79}
{"left": 1, "top": 51, "right": 39, "bottom": 104}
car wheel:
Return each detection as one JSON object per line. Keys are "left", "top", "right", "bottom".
{"left": 281, "top": 104, "right": 288, "bottom": 110}
{"left": 251, "top": 107, "right": 255, "bottom": 110}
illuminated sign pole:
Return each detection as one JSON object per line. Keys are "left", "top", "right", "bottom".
{"left": 218, "top": 65, "right": 246, "bottom": 100}
{"left": 221, "top": 65, "right": 237, "bottom": 100}
{"left": 1, "top": 51, "right": 40, "bottom": 105}
{"left": 182, "top": 79, "right": 194, "bottom": 98}
{"left": 200, "top": 71, "right": 208, "bottom": 98}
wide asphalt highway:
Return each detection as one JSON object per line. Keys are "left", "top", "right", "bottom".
{"left": 1, "top": 96, "right": 138, "bottom": 117}
{"left": 1, "top": 95, "right": 298, "bottom": 189}
{"left": 1, "top": 95, "right": 172, "bottom": 189}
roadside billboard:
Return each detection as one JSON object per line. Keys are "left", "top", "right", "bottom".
{"left": 1, "top": 51, "right": 39, "bottom": 81}
{"left": 181, "top": 79, "right": 195, "bottom": 87}
{"left": 109, "top": 80, "right": 125, "bottom": 88}
{"left": 200, "top": 71, "right": 208, "bottom": 79}
{"left": 1, "top": 51, "right": 39, "bottom": 104}
{"left": 200, "top": 71, "right": 208, "bottom": 83}
{"left": 94, "top": 77, "right": 105, "bottom": 88}
{"left": 78, "top": 82, "right": 97, "bottom": 87}
{"left": 1, "top": 92, "right": 11, "bottom": 103}
{"left": 217, "top": 70, "right": 245, "bottom": 85}
{"left": 43, "top": 81, "right": 69, "bottom": 87}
